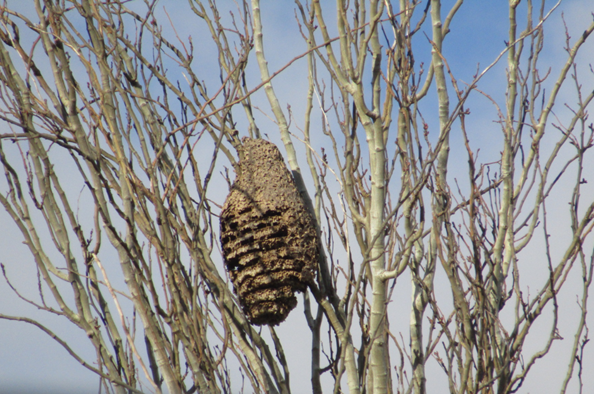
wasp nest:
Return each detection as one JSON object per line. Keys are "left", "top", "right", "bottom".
{"left": 220, "top": 138, "right": 319, "bottom": 325}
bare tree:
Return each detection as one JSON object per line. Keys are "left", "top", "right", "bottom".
{"left": 0, "top": 1, "right": 593, "bottom": 393}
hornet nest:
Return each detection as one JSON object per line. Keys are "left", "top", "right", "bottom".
{"left": 220, "top": 138, "right": 319, "bottom": 325}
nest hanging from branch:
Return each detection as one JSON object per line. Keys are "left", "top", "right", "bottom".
{"left": 220, "top": 138, "right": 319, "bottom": 325}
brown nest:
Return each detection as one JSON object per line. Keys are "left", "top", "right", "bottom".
{"left": 220, "top": 138, "right": 319, "bottom": 325}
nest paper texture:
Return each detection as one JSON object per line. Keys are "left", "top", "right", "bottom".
{"left": 220, "top": 138, "right": 319, "bottom": 325}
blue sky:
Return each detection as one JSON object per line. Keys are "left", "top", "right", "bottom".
{"left": 1, "top": 0, "right": 593, "bottom": 393}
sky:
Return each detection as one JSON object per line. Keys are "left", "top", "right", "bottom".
{"left": 1, "top": 0, "right": 594, "bottom": 393}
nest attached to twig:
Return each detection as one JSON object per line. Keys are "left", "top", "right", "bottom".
{"left": 220, "top": 138, "right": 319, "bottom": 325}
